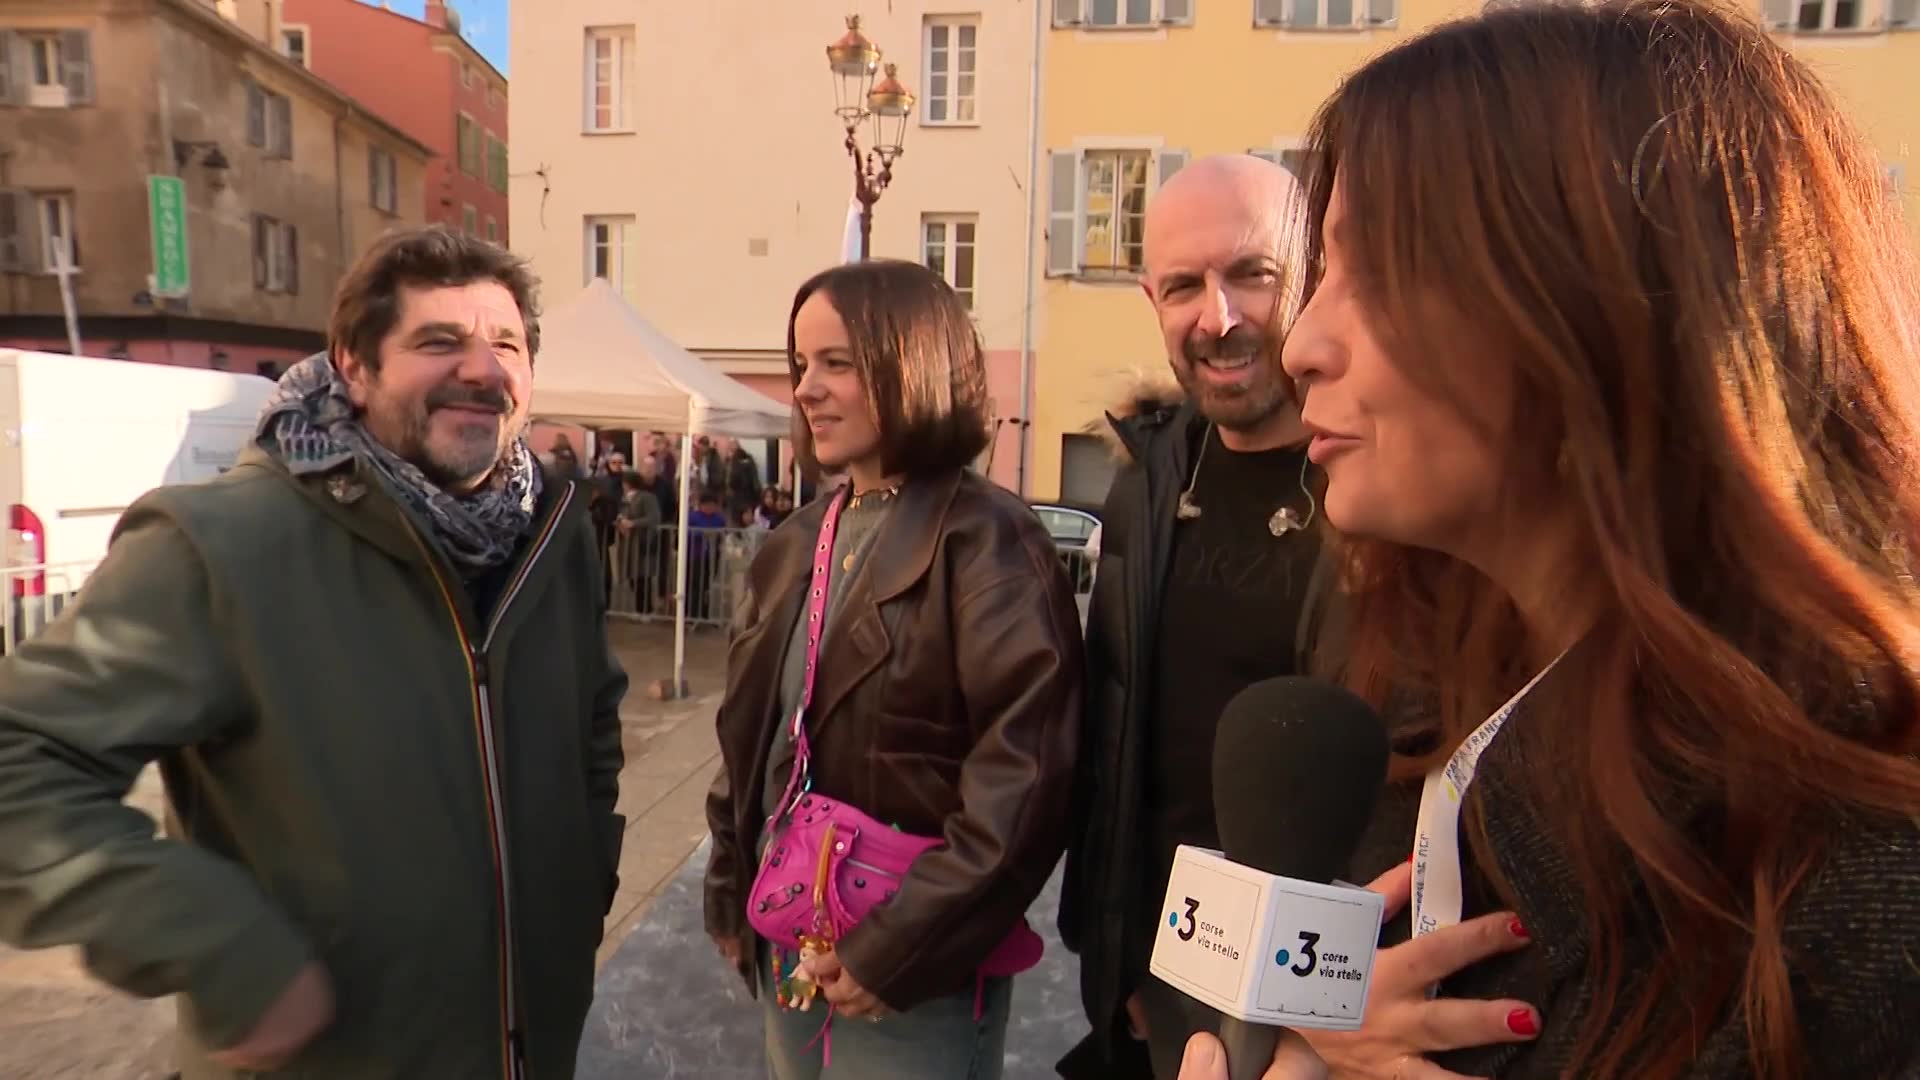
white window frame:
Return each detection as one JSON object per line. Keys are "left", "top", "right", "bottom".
{"left": 1796, "top": 0, "right": 1867, "bottom": 28}
{"left": 280, "top": 25, "right": 310, "bottom": 67}
{"left": 254, "top": 215, "right": 296, "bottom": 293}
{"left": 583, "top": 27, "right": 633, "bottom": 133}
{"left": 1053, "top": 0, "right": 1194, "bottom": 28}
{"left": 584, "top": 215, "right": 635, "bottom": 291}
{"left": 457, "top": 112, "right": 482, "bottom": 176}
{"left": 1046, "top": 138, "right": 1178, "bottom": 279}
{"left": 1763, "top": 0, "right": 1876, "bottom": 28}
{"left": 23, "top": 32, "right": 67, "bottom": 107}
{"left": 369, "top": 146, "right": 398, "bottom": 214}
{"left": 922, "top": 16, "right": 980, "bottom": 127}
{"left": 920, "top": 213, "right": 979, "bottom": 309}
{"left": 1248, "top": 142, "right": 1313, "bottom": 182}
{"left": 1254, "top": 0, "right": 1396, "bottom": 29}
{"left": 36, "top": 191, "right": 75, "bottom": 273}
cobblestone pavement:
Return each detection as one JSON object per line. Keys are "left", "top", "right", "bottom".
{"left": 0, "top": 619, "right": 729, "bottom": 1080}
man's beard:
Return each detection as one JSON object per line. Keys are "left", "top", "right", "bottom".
{"left": 389, "top": 382, "right": 520, "bottom": 492}
{"left": 1171, "top": 322, "right": 1292, "bottom": 432}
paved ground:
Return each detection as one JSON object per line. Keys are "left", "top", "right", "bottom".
{"left": 0, "top": 619, "right": 733, "bottom": 1080}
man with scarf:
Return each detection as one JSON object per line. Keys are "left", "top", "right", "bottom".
{"left": 0, "top": 227, "right": 628, "bottom": 1079}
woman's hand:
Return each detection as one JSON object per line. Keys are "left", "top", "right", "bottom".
{"left": 802, "top": 949, "right": 892, "bottom": 1020}
{"left": 1304, "top": 862, "right": 1542, "bottom": 1079}
{"left": 1178, "top": 1030, "right": 1327, "bottom": 1080}
{"left": 711, "top": 932, "right": 748, "bottom": 975}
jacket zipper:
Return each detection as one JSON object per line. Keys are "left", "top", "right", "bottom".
{"left": 408, "top": 484, "right": 574, "bottom": 1080}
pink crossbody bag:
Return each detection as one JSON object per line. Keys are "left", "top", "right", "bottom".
{"left": 744, "top": 489, "right": 1044, "bottom": 1030}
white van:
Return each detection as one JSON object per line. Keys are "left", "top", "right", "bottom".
{"left": 0, "top": 349, "right": 276, "bottom": 644}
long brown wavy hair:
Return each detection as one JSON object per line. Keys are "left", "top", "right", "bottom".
{"left": 1299, "top": 1, "right": 1920, "bottom": 1075}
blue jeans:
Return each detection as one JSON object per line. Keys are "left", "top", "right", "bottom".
{"left": 757, "top": 940, "right": 1013, "bottom": 1080}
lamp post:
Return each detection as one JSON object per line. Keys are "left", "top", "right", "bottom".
{"left": 826, "top": 15, "right": 915, "bottom": 261}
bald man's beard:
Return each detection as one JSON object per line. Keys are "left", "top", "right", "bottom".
{"left": 1171, "top": 323, "right": 1294, "bottom": 433}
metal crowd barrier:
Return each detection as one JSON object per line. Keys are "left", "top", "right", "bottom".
{"left": 0, "top": 561, "right": 98, "bottom": 654}
{"left": 602, "top": 524, "right": 1099, "bottom": 627}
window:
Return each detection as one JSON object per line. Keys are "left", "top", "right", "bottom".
{"left": 0, "top": 29, "right": 94, "bottom": 107}
{"left": 486, "top": 217, "right": 499, "bottom": 244}
{"left": 584, "top": 215, "right": 634, "bottom": 290}
{"left": 923, "top": 17, "right": 979, "bottom": 125}
{"left": 252, "top": 215, "right": 298, "bottom": 293}
{"left": 37, "top": 192, "right": 76, "bottom": 273}
{"left": 1052, "top": 0, "right": 1193, "bottom": 27}
{"left": 247, "top": 81, "right": 293, "bottom": 158}
{"left": 1254, "top": 0, "right": 1396, "bottom": 27}
{"left": 456, "top": 114, "right": 482, "bottom": 176}
{"left": 280, "top": 27, "right": 308, "bottom": 67}
{"left": 1047, "top": 146, "right": 1185, "bottom": 277}
{"left": 462, "top": 63, "right": 475, "bottom": 89}
{"left": 1248, "top": 146, "right": 1314, "bottom": 181}
{"left": 488, "top": 85, "right": 503, "bottom": 111}
{"left": 462, "top": 205, "right": 478, "bottom": 237}
{"left": 1798, "top": 0, "right": 1863, "bottom": 28}
{"left": 1761, "top": 0, "right": 1868, "bottom": 27}
{"left": 921, "top": 214, "right": 978, "bottom": 310}
{"left": 368, "top": 146, "right": 399, "bottom": 214}
{"left": 583, "top": 27, "right": 634, "bottom": 132}
{"left": 486, "top": 133, "right": 508, "bottom": 194}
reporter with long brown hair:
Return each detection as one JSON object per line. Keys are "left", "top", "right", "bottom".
{"left": 1268, "top": 2, "right": 1920, "bottom": 1077}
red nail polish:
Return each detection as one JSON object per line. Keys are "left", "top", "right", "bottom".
{"left": 1406, "top": 852, "right": 1414, "bottom": 864}
{"left": 1509, "top": 918, "right": 1530, "bottom": 939}
{"left": 1506, "top": 1008, "right": 1539, "bottom": 1036}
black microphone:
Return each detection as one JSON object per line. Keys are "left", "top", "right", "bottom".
{"left": 1208, "top": 677, "right": 1391, "bottom": 1080}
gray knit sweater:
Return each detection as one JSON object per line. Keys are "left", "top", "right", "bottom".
{"left": 1344, "top": 679, "right": 1920, "bottom": 1077}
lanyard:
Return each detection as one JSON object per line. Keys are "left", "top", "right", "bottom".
{"left": 1409, "top": 652, "right": 1565, "bottom": 939}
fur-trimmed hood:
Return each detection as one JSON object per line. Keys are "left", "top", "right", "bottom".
{"left": 1097, "top": 378, "right": 1190, "bottom": 463}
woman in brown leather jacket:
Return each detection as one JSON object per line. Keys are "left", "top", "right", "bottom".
{"left": 702, "top": 259, "right": 1084, "bottom": 1080}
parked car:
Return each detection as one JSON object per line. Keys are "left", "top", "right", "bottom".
{"left": 1030, "top": 501, "right": 1101, "bottom": 594}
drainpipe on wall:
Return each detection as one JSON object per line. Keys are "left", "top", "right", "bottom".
{"left": 333, "top": 110, "right": 348, "bottom": 325}
{"left": 1014, "top": 0, "right": 1045, "bottom": 498}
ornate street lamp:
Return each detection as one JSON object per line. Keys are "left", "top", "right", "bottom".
{"left": 826, "top": 16, "right": 915, "bottom": 260}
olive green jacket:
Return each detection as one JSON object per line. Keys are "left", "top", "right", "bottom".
{"left": 0, "top": 446, "right": 628, "bottom": 1079}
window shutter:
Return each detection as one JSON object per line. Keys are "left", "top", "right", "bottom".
{"left": 252, "top": 215, "right": 267, "bottom": 288}
{"left": 271, "top": 95, "right": 292, "bottom": 158}
{"left": 1157, "top": 149, "right": 1190, "bottom": 189}
{"left": 1892, "top": 0, "right": 1919, "bottom": 25}
{"left": 0, "top": 190, "right": 23, "bottom": 272}
{"left": 386, "top": 155, "right": 398, "bottom": 211}
{"left": 285, "top": 224, "right": 299, "bottom": 295}
{"left": 368, "top": 148, "right": 380, "bottom": 206}
{"left": 1053, "top": 0, "right": 1084, "bottom": 26}
{"left": 247, "top": 82, "right": 266, "bottom": 147}
{"left": 60, "top": 31, "right": 93, "bottom": 105}
{"left": 1762, "top": 0, "right": 1795, "bottom": 26}
{"left": 1161, "top": 0, "right": 1194, "bottom": 23}
{"left": 1046, "top": 149, "right": 1080, "bottom": 276}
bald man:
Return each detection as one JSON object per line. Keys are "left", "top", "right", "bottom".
{"left": 1057, "top": 155, "right": 1338, "bottom": 1080}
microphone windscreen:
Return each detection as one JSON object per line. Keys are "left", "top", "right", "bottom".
{"left": 1211, "top": 677, "right": 1391, "bottom": 884}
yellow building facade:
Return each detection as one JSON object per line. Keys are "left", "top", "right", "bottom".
{"left": 1029, "top": 0, "right": 1920, "bottom": 503}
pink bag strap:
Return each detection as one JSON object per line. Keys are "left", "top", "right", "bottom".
{"left": 769, "top": 490, "right": 849, "bottom": 826}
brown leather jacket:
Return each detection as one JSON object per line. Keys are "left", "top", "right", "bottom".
{"left": 702, "top": 467, "right": 1084, "bottom": 1012}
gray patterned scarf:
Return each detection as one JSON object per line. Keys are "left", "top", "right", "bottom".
{"left": 255, "top": 353, "right": 542, "bottom": 574}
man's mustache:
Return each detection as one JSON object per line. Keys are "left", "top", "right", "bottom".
{"left": 1182, "top": 325, "right": 1270, "bottom": 364}
{"left": 426, "top": 384, "right": 511, "bottom": 414}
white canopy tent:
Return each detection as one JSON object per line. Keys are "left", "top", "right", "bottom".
{"left": 533, "top": 278, "right": 791, "bottom": 694}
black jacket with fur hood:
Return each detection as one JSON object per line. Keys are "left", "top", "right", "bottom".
{"left": 1056, "top": 385, "right": 1338, "bottom": 1078}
